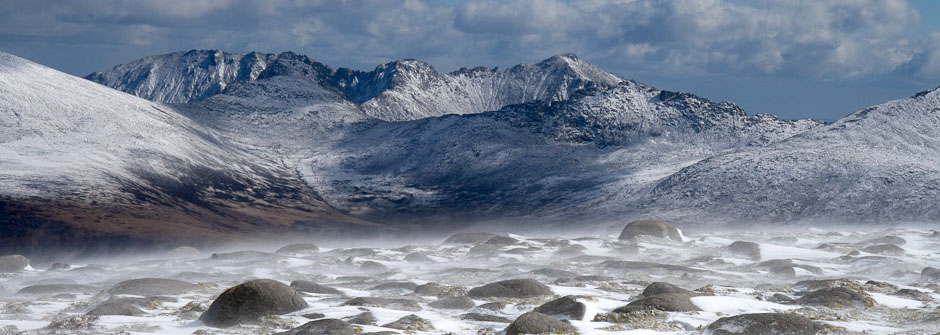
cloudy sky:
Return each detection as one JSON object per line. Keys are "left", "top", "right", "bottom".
{"left": 1, "top": 0, "right": 939, "bottom": 121}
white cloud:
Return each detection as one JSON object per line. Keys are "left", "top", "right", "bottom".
{"left": 0, "top": 0, "right": 935, "bottom": 81}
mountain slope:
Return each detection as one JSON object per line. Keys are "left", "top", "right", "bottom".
{"left": 334, "top": 53, "right": 625, "bottom": 121}
{"left": 86, "top": 50, "right": 841, "bottom": 225}
{"left": 89, "top": 51, "right": 626, "bottom": 122}
{"left": 0, "top": 52, "right": 368, "bottom": 255}
{"left": 647, "top": 88, "right": 940, "bottom": 223}
{"left": 302, "top": 80, "right": 820, "bottom": 221}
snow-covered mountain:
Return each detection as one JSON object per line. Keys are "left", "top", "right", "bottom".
{"left": 647, "top": 88, "right": 940, "bottom": 223}
{"left": 89, "top": 51, "right": 625, "bottom": 122}
{"left": 334, "top": 53, "right": 625, "bottom": 121}
{"left": 0, "top": 52, "right": 366, "bottom": 254}
{"left": 85, "top": 50, "right": 278, "bottom": 104}
{"left": 302, "top": 79, "right": 821, "bottom": 220}
{"left": 84, "top": 50, "right": 841, "bottom": 224}
{"left": 11, "top": 47, "right": 939, "bottom": 243}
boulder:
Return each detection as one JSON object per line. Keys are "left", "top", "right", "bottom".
{"left": 413, "top": 283, "right": 447, "bottom": 296}
{"left": 892, "top": 288, "right": 933, "bottom": 301}
{"left": 210, "top": 250, "right": 274, "bottom": 260}
{"left": 0, "top": 255, "right": 30, "bottom": 273}
{"left": 47, "top": 262, "right": 70, "bottom": 271}
{"left": 276, "top": 243, "right": 320, "bottom": 254}
{"left": 327, "top": 248, "right": 375, "bottom": 257}
{"left": 484, "top": 235, "right": 519, "bottom": 246}
{"left": 726, "top": 241, "right": 761, "bottom": 261}
{"left": 164, "top": 246, "right": 200, "bottom": 258}
{"left": 343, "top": 311, "right": 377, "bottom": 325}
{"left": 529, "top": 268, "right": 579, "bottom": 279}
{"left": 403, "top": 252, "right": 434, "bottom": 262}
{"left": 290, "top": 280, "right": 343, "bottom": 295}
{"left": 108, "top": 278, "right": 197, "bottom": 296}
{"left": 534, "top": 295, "right": 586, "bottom": 320}
{"left": 920, "top": 267, "right": 940, "bottom": 282}
{"left": 797, "top": 287, "right": 873, "bottom": 308}
{"left": 460, "top": 313, "right": 513, "bottom": 323}
{"left": 862, "top": 235, "right": 906, "bottom": 245}
{"left": 769, "top": 266, "right": 797, "bottom": 278}
{"left": 86, "top": 296, "right": 170, "bottom": 316}
{"left": 477, "top": 301, "right": 506, "bottom": 311}
{"left": 358, "top": 261, "right": 389, "bottom": 273}
{"left": 467, "top": 244, "right": 501, "bottom": 257}
{"left": 768, "top": 293, "right": 795, "bottom": 303}
{"left": 861, "top": 244, "right": 905, "bottom": 256}
{"left": 793, "top": 279, "right": 854, "bottom": 291}
{"left": 381, "top": 314, "right": 433, "bottom": 331}
{"left": 275, "top": 319, "right": 356, "bottom": 335}
{"left": 467, "top": 279, "right": 552, "bottom": 299}
{"left": 200, "top": 279, "right": 308, "bottom": 327}
{"left": 613, "top": 293, "right": 699, "bottom": 312}
{"left": 600, "top": 260, "right": 700, "bottom": 273}
{"left": 618, "top": 220, "right": 682, "bottom": 241}
{"left": 18, "top": 284, "right": 98, "bottom": 295}
{"left": 641, "top": 282, "right": 694, "bottom": 297}
{"left": 705, "top": 313, "right": 825, "bottom": 335}
{"left": 86, "top": 300, "right": 144, "bottom": 316}
{"left": 302, "top": 312, "right": 326, "bottom": 319}
{"left": 369, "top": 281, "right": 418, "bottom": 291}
{"left": 341, "top": 297, "right": 421, "bottom": 311}
{"left": 505, "top": 312, "right": 577, "bottom": 335}
{"left": 444, "top": 232, "right": 501, "bottom": 245}
{"left": 429, "top": 295, "right": 476, "bottom": 309}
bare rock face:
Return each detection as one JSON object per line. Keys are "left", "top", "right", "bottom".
{"left": 467, "top": 279, "right": 552, "bottom": 299}
{"left": 200, "top": 279, "right": 309, "bottom": 327}
{"left": 618, "top": 220, "right": 682, "bottom": 241}
{"left": 0, "top": 255, "right": 30, "bottom": 273}
{"left": 505, "top": 312, "right": 577, "bottom": 335}
{"left": 705, "top": 313, "right": 826, "bottom": 335}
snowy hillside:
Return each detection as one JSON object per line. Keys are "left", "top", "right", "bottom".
{"left": 648, "top": 88, "right": 940, "bottom": 223}
{"left": 77, "top": 49, "right": 940, "bottom": 225}
{"left": 0, "top": 52, "right": 363, "bottom": 254}
{"left": 302, "top": 81, "right": 820, "bottom": 221}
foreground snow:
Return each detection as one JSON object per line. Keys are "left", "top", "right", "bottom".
{"left": 1, "top": 226, "right": 938, "bottom": 334}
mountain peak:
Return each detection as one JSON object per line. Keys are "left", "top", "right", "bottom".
{"left": 546, "top": 52, "right": 579, "bottom": 61}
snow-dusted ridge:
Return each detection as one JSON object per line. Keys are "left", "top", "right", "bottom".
{"left": 0, "top": 51, "right": 366, "bottom": 255}
{"left": 4, "top": 47, "right": 938, "bottom": 253}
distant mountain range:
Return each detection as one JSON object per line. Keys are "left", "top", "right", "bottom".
{"left": 2, "top": 49, "right": 938, "bottom": 253}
